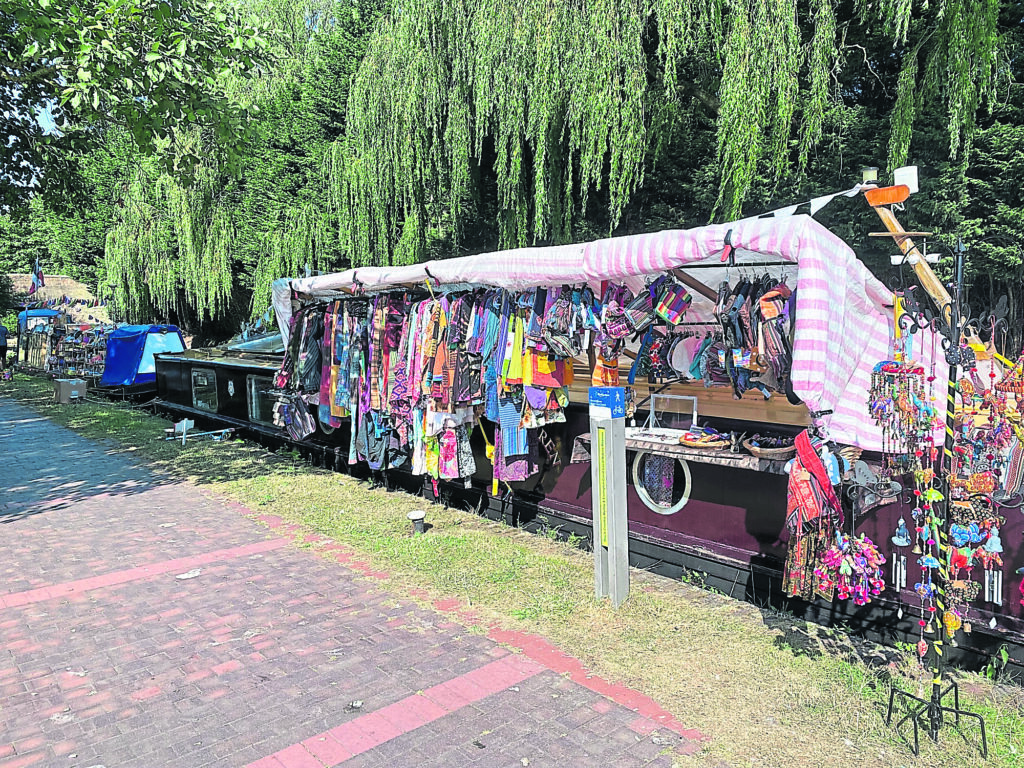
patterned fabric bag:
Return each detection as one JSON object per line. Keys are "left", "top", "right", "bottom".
{"left": 600, "top": 283, "right": 633, "bottom": 341}
{"left": 655, "top": 280, "right": 692, "bottom": 324}
{"left": 543, "top": 286, "right": 583, "bottom": 358}
{"left": 623, "top": 277, "right": 667, "bottom": 333}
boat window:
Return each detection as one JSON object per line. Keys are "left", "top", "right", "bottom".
{"left": 247, "top": 375, "right": 276, "bottom": 425}
{"left": 631, "top": 452, "right": 692, "bottom": 515}
{"left": 191, "top": 368, "right": 218, "bottom": 412}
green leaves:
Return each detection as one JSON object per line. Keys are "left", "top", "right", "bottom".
{"left": 1, "top": 0, "right": 275, "bottom": 209}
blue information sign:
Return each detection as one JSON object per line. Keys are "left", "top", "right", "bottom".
{"left": 588, "top": 386, "right": 626, "bottom": 419}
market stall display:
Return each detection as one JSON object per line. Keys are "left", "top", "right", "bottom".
{"left": 50, "top": 326, "right": 113, "bottom": 379}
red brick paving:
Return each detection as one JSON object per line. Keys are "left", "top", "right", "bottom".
{"left": 0, "top": 400, "right": 705, "bottom": 766}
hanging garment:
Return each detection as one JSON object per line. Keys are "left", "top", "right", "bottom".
{"left": 783, "top": 430, "right": 843, "bottom": 601}
{"left": 319, "top": 303, "right": 343, "bottom": 427}
{"left": 494, "top": 426, "right": 538, "bottom": 483}
{"left": 438, "top": 428, "right": 460, "bottom": 479}
{"left": 298, "top": 310, "right": 324, "bottom": 394}
{"left": 498, "top": 396, "right": 528, "bottom": 456}
{"left": 329, "top": 303, "right": 348, "bottom": 418}
{"left": 592, "top": 354, "right": 619, "bottom": 387}
{"left": 456, "top": 425, "right": 476, "bottom": 478}
{"left": 368, "top": 296, "right": 388, "bottom": 412}
{"left": 1004, "top": 438, "right": 1024, "bottom": 495}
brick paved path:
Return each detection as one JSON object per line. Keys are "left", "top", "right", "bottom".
{"left": 0, "top": 400, "right": 704, "bottom": 767}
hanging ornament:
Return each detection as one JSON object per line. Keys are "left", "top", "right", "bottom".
{"left": 891, "top": 517, "right": 911, "bottom": 547}
{"left": 942, "top": 610, "right": 962, "bottom": 638}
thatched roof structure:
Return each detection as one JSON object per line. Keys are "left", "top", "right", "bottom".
{"left": 7, "top": 273, "right": 112, "bottom": 325}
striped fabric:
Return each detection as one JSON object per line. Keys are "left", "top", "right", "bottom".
{"left": 271, "top": 215, "right": 943, "bottom": 451}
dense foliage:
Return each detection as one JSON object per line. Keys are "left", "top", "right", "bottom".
{"left": 0, "top": 0, "right": 274, "bottom": 209}
{"left": 329, "top": 0, "right": 1011, "bottom": 266}
{"left": 0, "top": 0, "right": 1020, "bottom": 345}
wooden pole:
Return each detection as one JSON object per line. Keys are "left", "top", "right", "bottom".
{"left": 870, "top": 204, "right": 953, "bottom": 327}
{"left": 670, "top": 269, "right": 719, "bottom": 303}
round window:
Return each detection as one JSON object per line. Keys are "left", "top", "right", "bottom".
{"left": 631, "top": 451, "right": 692, "bottom": 515}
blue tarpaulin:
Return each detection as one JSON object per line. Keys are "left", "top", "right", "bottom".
{"left": 101, "top": 325, "right": 185, "bottom": 386}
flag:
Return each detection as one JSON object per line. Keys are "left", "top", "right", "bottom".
{"left": 28, "top": 260, "right": 45, "bottom": 295}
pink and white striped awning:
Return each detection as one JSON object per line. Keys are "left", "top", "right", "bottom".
{"left": 272, "top": 215, "right": 941, "bottom": 450}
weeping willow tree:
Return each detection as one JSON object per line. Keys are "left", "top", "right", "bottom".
{"left": 103, "top": 157, "right": 329, "bottom": 323}
{"left": 99, "top": 0, "right": 371, "bottom": 329}
{"left": 103, "top": 160, "right": 235, "bottom": 323}
{"left": 328, "top": 0, "right": 1007, "bottom": 267}
{"left": 250, "top": 204, "right": 331, "bottom": 316}
{"left": 880, "top": 0, "right": 1004, "bottom": 170}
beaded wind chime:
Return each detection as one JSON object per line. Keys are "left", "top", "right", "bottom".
{"left": 868, "top": 310, "right": 944, "bottom": 659}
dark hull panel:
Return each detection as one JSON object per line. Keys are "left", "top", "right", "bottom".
{"left": 153, "top": 351, "right": 1024, "bottom": 676}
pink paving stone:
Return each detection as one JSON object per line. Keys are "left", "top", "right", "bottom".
{"left": 301, "top": 735, "right": 353, "bottom": 766}
{"left": 211, "top": 659, "right": 243, "bottom": 676}
{"left": 247, "top": 757, "right": 286, "bottom": 768}
{"left": 49, "top": 740, "right": 78, "bottom": 757}
{"left": 325, "top": 722, "right": 381, "bottom": 755}
{"left": 374, "top": 694, "right": 448, "bottom": 731}
{"left": 627, "top": 717, "right": 660, "bottom": 736}
{"left": 269, "top": 743, "right": 323, "bottom": 768}
{"left": 420, "top": 681, "right": 474, "bottom": 711}
{"left": 129, "top": 686, "right": 161, "bottom": 702}
{"left": 12, "top": 737, "right": 43, "bottom": 754}
{"left": 350, "top": 711, "right": 403, "bottom": 744}
{"left": 592, "top": 699, "right": 614, "bottom": 714}
{"left": 0, "top": 747, "right": 12, "bottom": 760}
{"left": 0, "top": 754, "right": 46, "bottom": 768}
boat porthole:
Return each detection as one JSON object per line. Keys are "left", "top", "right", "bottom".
{"left": 631, "top": 451, "right": 691, "bottom": 515}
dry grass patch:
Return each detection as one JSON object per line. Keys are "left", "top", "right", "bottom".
{"left": 3, "top": 373, "right": 1022, "bottom": 768}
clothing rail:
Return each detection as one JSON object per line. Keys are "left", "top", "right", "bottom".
{"left": 680, "top": 260, "right": 793, "bottom": 269}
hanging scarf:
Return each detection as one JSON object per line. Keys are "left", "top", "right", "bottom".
{"left": 786, "top": 430, "right": 842, "bottom": 532}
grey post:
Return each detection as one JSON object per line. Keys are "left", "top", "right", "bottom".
{"left": 588, "top": 387, "right": 629, "bottom": 608}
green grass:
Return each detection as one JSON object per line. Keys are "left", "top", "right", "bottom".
{"left": 3, "top": 372, "right": 1022, "bottom": 768}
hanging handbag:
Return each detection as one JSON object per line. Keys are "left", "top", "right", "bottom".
{"left": 624, "top": 277, "right": 666, "bottom": 333}
{"left": 655, "top": 280, "right": 692, "bottom": 324}
{"left": 543, "top": 286, "right": 581, "bottom": 358}
{"left": 600, "top": 283, "right": 632, "bottom": 340}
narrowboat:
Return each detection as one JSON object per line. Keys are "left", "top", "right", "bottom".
{"left": 153, "top": 204, "right": 1024, "bottom": 678}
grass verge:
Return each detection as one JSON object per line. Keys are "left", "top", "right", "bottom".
{"left": 3, "top": 373, "right": 1022, "bottom": 768}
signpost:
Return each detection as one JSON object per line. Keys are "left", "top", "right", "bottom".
{"left": 588, "top": 386, "right": 629, "bottom": 608}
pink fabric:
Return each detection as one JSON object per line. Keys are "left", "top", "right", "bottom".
{"left": 272, "top": 215, "right": 942, "bottom": 450}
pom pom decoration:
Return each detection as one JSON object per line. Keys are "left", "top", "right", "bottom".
{"left": 814, "top": 533, "right": 886, "bottom": 606}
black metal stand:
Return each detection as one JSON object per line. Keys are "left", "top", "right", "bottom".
{"left": 886, "top": 675, "right": 988, "bottom": 757}
{"left": 885, "top": 238, "right": 989, "bottom": 758}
